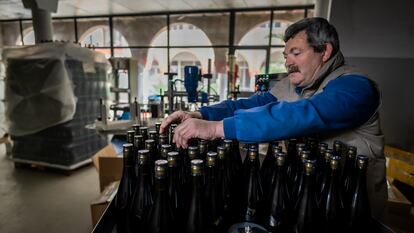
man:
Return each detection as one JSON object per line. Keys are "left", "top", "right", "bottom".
{"left": 160, "top": 17, "right": 386, "bottom": 217}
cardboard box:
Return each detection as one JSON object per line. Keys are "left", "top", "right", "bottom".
{"left": 98, "top": 154, "right": 123, "bottom": 191}
{"left": 92, "top": 144, "right": 117, "bottom": 171}
{"left": 386, "top": 179, "right": 412, "bottom": 214}
{"left": 385, "top": 145, "right": 414, "bottom": 187}
{"left": 90, "top": 181, "right": 119, "bottom": 227}
{"left": 91, "top": 143, "right": 124, "bottom": 191}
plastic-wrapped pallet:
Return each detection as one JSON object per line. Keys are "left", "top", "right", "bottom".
{"left": 3, "top": 42, "right": 110, "bottom": 168}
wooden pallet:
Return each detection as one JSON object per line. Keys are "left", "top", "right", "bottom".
{"left": 13, "top": 157, "right": 92, "bottom": 175}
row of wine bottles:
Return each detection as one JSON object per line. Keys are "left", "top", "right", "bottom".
{"left": 114, "top": 123, "right": 372, "bottom": 233}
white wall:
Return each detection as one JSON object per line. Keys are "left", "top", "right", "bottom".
{"left": 330, "top": 0, "right": 414, "bottom": 151}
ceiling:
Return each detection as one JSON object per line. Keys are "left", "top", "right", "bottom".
{"left": 0, "top": 0, "right": 314, "bottom": 20}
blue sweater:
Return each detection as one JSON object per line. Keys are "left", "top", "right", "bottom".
{"left": 199, "top": 75, "right": 379, "bottom": 143}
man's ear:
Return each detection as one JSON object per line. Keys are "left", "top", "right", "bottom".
{"left": 322, "top": 43, "right": 333, "bottom": 62}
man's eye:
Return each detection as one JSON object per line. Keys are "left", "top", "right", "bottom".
{"left": 293, "top": 51, "right": 301, "bottom": 56}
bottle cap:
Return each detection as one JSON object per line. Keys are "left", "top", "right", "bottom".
{"left": 154, "top": 160, "right": 168, "bottom": 179}
{"left": 300, "top": 150, "right": 311, "bottom": 162}
{"left": 347, "top": 146, "right": 357, "bottom": 159}
{"left": 217, "top": 146, "right": 225, "bottom": 159}
{"left": 199, "top": 140, "right": 208, "bottom": 153}
{"left": 138, "top": 149, "right": 150, "bottom": 164}
{"left": 145, "top": 139, "right": 155, "bottom": 150}
{"left": 167, "top": 151, "right": 179, "bottom": 167}
{"left": 304, "top": 159, "right": 316, "bottom": 175}
{"left": 160, "top": 144, "right": 171, "bottom": 158}
{"left": 132, "top": 124, "right": 140, "bottom": 134}
{"left": 126, "top": 130, "right": 135, "bottom": 143}
{"left": 330, "top": 156, "right": 341, "bottom": 170}
{"left": 123, "top": 143, "right": 133, "bottom": 161}
{"left": 248, "top": 146, "right": 258, "bottom": 161}
{"left": 188, "top": 146, "right": 199, "bottom": 159}
{"left": 191, "top": 159, "right": 204, "bottom": 176}
{"left": 356, "top": 155, "right": 369, "bottom": 169}
{"left": 158, "top": 134, "right": 168, "bottom": 144}
{"left": 324, "top": 148, "right": 333, "bottom": 162}
{"left": 206, "top": 151, "right": 217, "bottom": 167}
{"left": 276, "top": 152, "right": 286, "bottom": 166}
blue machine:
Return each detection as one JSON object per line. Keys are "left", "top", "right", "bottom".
{"left": 184, "top": 66, "right": 199, "bottom": 103}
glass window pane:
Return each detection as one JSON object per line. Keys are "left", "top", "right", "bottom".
{"left": 270, "top": 48, "right": 287, "bottom": 74}
{"left": 21, "top": 21, "right": 34, "bottom": 45}
{"left": 77, "top": 18, "right": 110, "bottom": 47}
{"left": 169, "top": 13, "right": 229, "bottom": 46}
{"left": 1, "top": 21, "right": 21, "bottom": 46}
{"left": 113, "top": 15, "right": 167, "bottom": 47}
{"left": 53, "top": 19, "right": 76, "bottom": 42}
{"left": 271, "top": 9, "right": 306, "bottom": 46}
{"left": 113, "top": 48, "right": 167, "bottom": 104}
{"left": 235, "top": 49, "right": 267, "bottom": 92}
{"left": 235, "top": 11, "right": 271, "bottom": 46}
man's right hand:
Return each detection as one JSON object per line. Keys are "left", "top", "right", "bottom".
{"left": 159, "top": 111, "right": 202, "bottom": 134}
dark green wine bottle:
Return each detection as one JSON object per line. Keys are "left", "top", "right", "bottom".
{"left": 318, "top": 149, "right": 333, "bottom": 201}
{"left": 148, "top": 130, "right": 158, "bottom": 143}
{"left": 348, "top": 155, "right": 371, "bottom": 233}
{"left": 160, "top": 144, "right": 171, "bottom": 159}
{"left": 217, "top": 146, "right": 233, "bottom": 225}
{"left": 145, "top": 139, "right": 157, "bottom": 186}
{"left": 342, "top": 146, "right": 357, "bottom": 206}
{"left": 167, "top": 151, "right": 185, "bottom": 223}
{"left": 129, "top": 149, "right": 153, "bottom": 232}
{"left": 115, "top": 144, "right": 136, "bottom": 233}
{"left": 333, "top": 140, "right": 344, "bottom": 157}
{"left": 132, "top": 124, "right": 140, "bottom": 136}
{"left": 140, "top": 126, "right": 149, "bottom": 142}
{"left": 293, "top": 160, "right": 321, "bottom": 233}
{"left": 241, "top": 145, "right": 263, "bottom": 223}
{"left": 199, "top": 139, "right": 209, "bottom": 162}
{"left": 320, "top": 156, "right": 346, "bottom": 233}
{"left": 184, "top": 159, "right": 207, "bottom": 233}
{"left": 146, "top": 160, "right": 176, "bottom": 233}
{"left": 133, "top": 135, "right": 145, "bottom": 178}
{"left": 261, "top": 142, "right": 281, "bottom": 196}
{"left": 292, "top": 150, "right": 311, "bottom": 201}
{"left": 204, "top": 151, "right": 224, "bottom": 232}
{"left": 126, "top": 130, "right": 135, "bottom": 144}
{"left": 315, "top": 142, "right": 328, "bottom": 185}
{"left": 266, "top": 152, "right": 292, "bottom": 233}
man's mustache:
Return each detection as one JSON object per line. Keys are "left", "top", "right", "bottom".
{"left": 287, "top": 65, "right": 300, "bottom": 74}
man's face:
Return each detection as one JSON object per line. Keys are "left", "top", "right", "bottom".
{"left": 283, "top": 30, "right": 325, "bottom": 87}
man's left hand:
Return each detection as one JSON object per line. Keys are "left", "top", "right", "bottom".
{"left": 173, "top": 119, "right": 224, "bottom": 148}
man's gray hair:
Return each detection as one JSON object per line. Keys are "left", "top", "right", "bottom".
{"left": 284, "top": 17, "right": 340, "bottom": 56}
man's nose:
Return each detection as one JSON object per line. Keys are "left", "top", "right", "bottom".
{"left": 284, "top": 57, "right": 292, "bottom": 68}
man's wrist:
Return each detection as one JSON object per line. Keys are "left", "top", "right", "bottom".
{"left": 189, "top": 111, "right": 202, "bottom": 119}
{"left": 214, "top": 121, "right": 224, "bottom": 138}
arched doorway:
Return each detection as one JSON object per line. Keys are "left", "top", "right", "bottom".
{"left": 142, "top": 22, "right": 215, "bottom": 103}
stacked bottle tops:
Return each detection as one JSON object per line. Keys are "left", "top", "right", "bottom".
{"left": 114, "top": 123, "right": 372, "bottom": 233}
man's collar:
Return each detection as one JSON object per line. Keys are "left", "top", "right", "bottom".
{"left": 301, "top": 51, "right": 345, "bottom": 92}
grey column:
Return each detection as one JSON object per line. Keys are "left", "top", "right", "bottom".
{"left": 31, "top": 7, "right": 53, "bottom": 43}
{"left": 315, "top": 0, "right": 332, "bottom": 20}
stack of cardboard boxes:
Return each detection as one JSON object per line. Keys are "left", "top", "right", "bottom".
{"left": 90, "top": 144, "right": 123, "bottom": 226}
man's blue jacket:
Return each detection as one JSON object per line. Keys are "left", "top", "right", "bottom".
{"left": 199, "top": 75, "right": 379, "bottom": 143}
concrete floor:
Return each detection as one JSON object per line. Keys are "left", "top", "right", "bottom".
{"left": 0, "top": 145, "right": 99, "bottom": 233}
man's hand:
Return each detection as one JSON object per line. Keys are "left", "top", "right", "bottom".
{"left": 159, "top": 111, "right": 202, "bottom": 134}
{"left": 173, "top": 119, "right": 224, "bottom": 148}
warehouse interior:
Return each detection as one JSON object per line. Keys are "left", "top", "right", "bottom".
{"left": 0, "top": 0, "right": 414, "bottom": 233}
